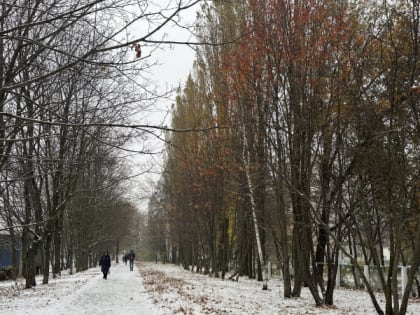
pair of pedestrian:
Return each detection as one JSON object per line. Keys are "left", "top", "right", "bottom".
{"left": 99, "top": 249, "right": 136, "bottom": 279}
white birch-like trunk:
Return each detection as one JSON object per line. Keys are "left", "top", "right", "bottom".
{"left": 242, "top": 128, "right": 268, "bottom": 289}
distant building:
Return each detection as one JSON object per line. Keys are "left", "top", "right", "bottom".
{"left": 0, "top": 233, "right": 20, "bottom": 268}
{"left": 0, "top": 233, "right": 20, "bottom": 279}
{"left": 1, "top": 233, "right": 45, "bottom": 278}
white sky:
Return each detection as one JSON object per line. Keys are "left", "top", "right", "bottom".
{"left": 123, "top": 0, "right": 199, "bottom": 209}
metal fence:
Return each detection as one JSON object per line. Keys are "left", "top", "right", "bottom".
{"left": 266, "top": 262, "right": 419, "bottom": 295}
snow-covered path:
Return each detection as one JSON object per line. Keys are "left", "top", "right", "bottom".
{"left": 0, "top": 263, "right": 164, "bottom": 315}
{"left": 3, "top": 261, "right": 420, "bottom": 314}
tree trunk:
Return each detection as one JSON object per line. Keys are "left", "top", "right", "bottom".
{"left": 42, "top": 230, "right": 52, "bottom": 284}
{"left": 242, "top": 128, "right": 268, "bottom": 289}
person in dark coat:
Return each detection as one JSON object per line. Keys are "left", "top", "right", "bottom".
{"left": 127, "top": 249, "right": 135, "bottom": 271}
{"left": 99, "top": 251, "right": 111, "bottom": 279}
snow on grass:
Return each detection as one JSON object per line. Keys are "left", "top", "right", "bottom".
{"left": 1, "top": 261, "right": 420, "bottom": 314}
{"left": 138, "top": 262, "right": 420, "bottom": 315}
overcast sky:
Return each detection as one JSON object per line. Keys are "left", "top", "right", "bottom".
{"left": 124, "top": 1, "right": 199, "bottom": 209}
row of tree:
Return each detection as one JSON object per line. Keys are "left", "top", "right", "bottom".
{"left": 0, "top": 0, "right": 199, "bottom": 289}
{"left": 146, "top": 1, "right": 420, "bottom": 314}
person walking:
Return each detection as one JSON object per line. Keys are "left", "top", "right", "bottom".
{"left": 99, "top": 251, "right": 111, "bottom": 279}
{"left": 127, "top": 249, "right": 135, "bottom": 271}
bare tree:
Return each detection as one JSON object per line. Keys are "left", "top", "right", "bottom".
{"left": 0, "top": 0, "right": 205, "bottom": 289}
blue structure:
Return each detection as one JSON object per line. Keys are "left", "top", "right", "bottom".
{"left": 0, "top": 234, "right": 20, "bottom": 268}
{"left": 1, "top": 234, "right": 43, "bottom": 278}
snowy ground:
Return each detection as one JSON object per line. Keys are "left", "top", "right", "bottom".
{"left": 0, "top": 262, "right": 161, "bottom": 315}
{"left": 1, "top": 261, "right": 420, "bottom": 315}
